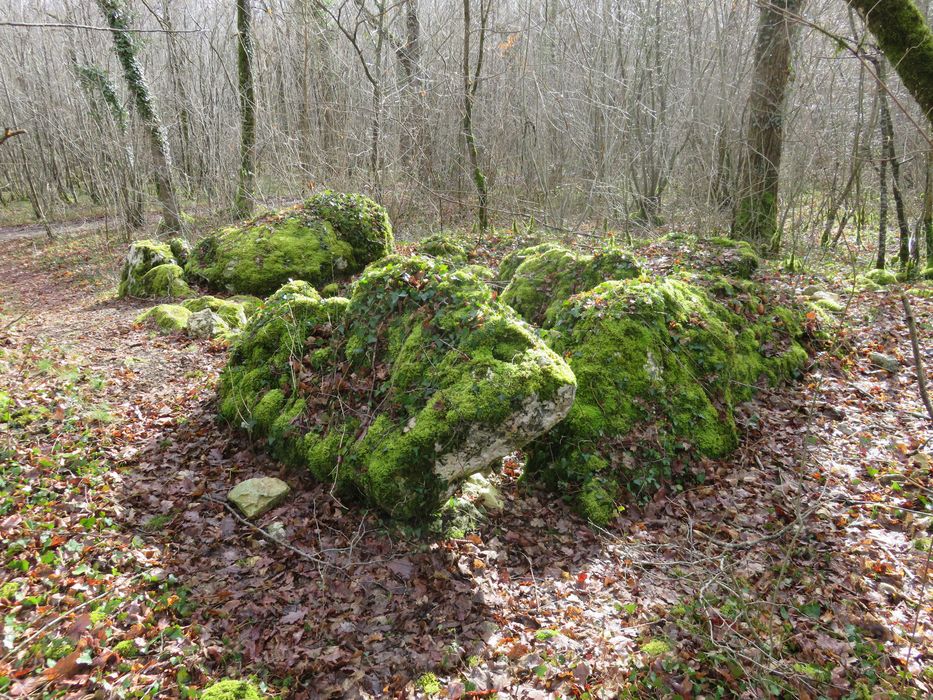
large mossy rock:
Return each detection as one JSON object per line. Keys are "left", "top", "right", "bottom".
{"left": 118, "top": 240, "right": 193, "bottom": 299}
{"left": 135, "top": 304, "right": 191, "bottom": 333}
{"left": 219, "top": 256, "right": 576, "bottom": 520}
{"left": 524, "top": 276, "right": 807, "bottom": 525}
{"left": 659, "top": 233, "right": 760, "bottom": 279}
{"left": 186, "top": 191, "right": 393, "bottom": 296}
{"left": 500, "top": 245, "right": 643, "bottom": 327}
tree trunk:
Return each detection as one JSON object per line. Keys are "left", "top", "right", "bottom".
{"left": 97, "top": 0, "right": 182, "bottom": 234}
{"left": 877, "top": 59, "right": 911, "bottom": 268}
{"left": 923, "top": 144, "right": 933, "bottom": 268}
{"left": 463, "top": 0, "right": 490, "bottom": 235}
{"left": 235, "top": 0, "right": 256, "bottom": 218}
{"left": 733, "top": 0, "right": 803, "bottom": 255}
{"left": 848, "top": 0, "right": 933, "bottom": 121}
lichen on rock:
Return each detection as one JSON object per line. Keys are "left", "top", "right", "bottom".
{"left": 500, "top": 244, "right": 643, "bottom": 327}
{"left": 219, "top": 255, "right": 576, "bottom": 520}
{"left": 118, "top": 240, "right": 192, "bottom": 298}
{"left": 186, "top": 308, "right": 230, "bottom": 339}
{"left": 186, "top": 192, "right": 394, "bottom": 296}
{"left": 523, "top": 275, "right": 806, "bottom": 525}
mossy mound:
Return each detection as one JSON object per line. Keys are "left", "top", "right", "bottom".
{"left": 181, "top": 296, "right": 248, "bottom": 328}
{"left": 135, "top": 304, "right": 191, "bottom": 333}
{"left": 186, "top": 192, "right": 394, "bottom": 296}
{"left": 920, "top": 266, "right": 933, "bottom": 280}
{"left": 169, "top": 237, "right": 191, "bottom": 264}
{"left": 498, "top": 242, "right": 564, "bottom": 283}
{"left": 200, "top": 679, "right": 265, "bottom": 700}
{"left": 228, "top": 294, "right": 263, "bottom": 316}
{"left": 500, "top": 245, "right": 643, "bottom": 327}
{"left": 415, "top": 232, "right": 471, "bottom": 265}
{"left": 118, "top": 240, "right": 192, "bottom": 298}
{"left": 658, "top": 234, "right": 760, "bottom": 279}
{"left": 864, "top": 268, "right": 898, "bottom": 286}
{"left": 524, "top": 276, "right": 806, "bottom": 525}
{"left": 219, "top": 256, "right": 576, "bottom": 520}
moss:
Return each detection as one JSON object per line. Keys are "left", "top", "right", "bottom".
{"left": 524, "top": 276, "right": 806, "bottom": 525}
{"left": 416, "top": 672, "right": 441, "bottom": 696}
{"left": 0, "top": 581, "right": 19, "bottom": 599}
{"left": 182, "top": 296, "right": 248, "bottom": 328}
{"left": 33, "top": 636, "right": 75, "bottom": 661}
{"left": 187, "top": 194, "right": 393, "bottom": 296}
{"left": 118, "top": 240, "right": 191, "bottom": 299}
{"left": 865, "top": 268, "right": 898, "bottom": 286}
{"left": 228, "top": 294, "right": 263, "bottom": 316}
{"left": 501, "top": 244, "right": 643, "bottom": 327}
{"left": 320, "top": 282, "right": 340, "bottom": 298}
{"left": 135, "top": 304, "right": 192, "bottom": 333}
{"left": 303, "top": 190, "right": 394, "bottom": 264}
{"left": 219, "top": 256, "right": 575, "bottom": 520}
{"left": 920, "top": 266, "right": 933, "bottom": 280}
{"left": 497, "top": 242, "right": 563, "bottom": 283}
{"left": 130, "top": 263, "right": 193, "bottom": 299}
{"left": 708, "top": 237, "right": 760, "bottom": 278}
{"left": 112, "top": 639, "right": 141, "bottom": 658}
{"left": 461, "top": 264, "right": 494, "bottom": 281}
{"left": 415, "top": 232, "right": 470, "bottom": 265}
{"left": 200, "top": 679, "right": 265, "bottom": 700}
{"left": 640, "top": 639, "right": 672, "bottom": 657}
{"left": 169, "top": 236, "right": 191, "bottom": 264}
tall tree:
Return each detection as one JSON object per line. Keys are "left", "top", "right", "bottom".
{"left": 733, "top": 0, "right": 804, "bottom": 254}
{"left": 235, "top": 0, "right": 257, "bottom": 217}
{"left": 97, "top": 0, "right": 182, "bottom": 233}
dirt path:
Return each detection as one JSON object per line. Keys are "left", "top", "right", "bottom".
{"left": 1, "top": 228, "right": 931, "bottom": 698}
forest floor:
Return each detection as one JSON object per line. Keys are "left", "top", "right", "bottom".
{"left": 0, "top": 221, "right": 931, "bottom": 699}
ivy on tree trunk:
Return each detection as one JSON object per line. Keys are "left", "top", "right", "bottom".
{"left": 97, "top": 0, "right": 182, "bottom": 234}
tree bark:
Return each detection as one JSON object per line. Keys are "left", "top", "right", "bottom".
{"left": 848, "top": 0, "right": 933, "bottom": 121}
{"left": 733, "top": 0, "right": 804, "bottom": 255}
{"left": 234, "top": 0, "right": 256, "bottom": 218}
{"left": 877, "top": 59, "right": 911, "bottom": 268}
{"left": 97, "top": 0, "right": 182, "bottom": 234}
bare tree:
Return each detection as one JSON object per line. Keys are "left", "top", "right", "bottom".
{"left": 96, "top": 0, "right": 182, "bottom": 233}
{"left": 734, "top": 0, "right": 804, "bottom": 254}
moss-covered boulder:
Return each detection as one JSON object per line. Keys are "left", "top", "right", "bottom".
{"left": 181, "top": 296, "right": 248, "bottom": 328}
{"left": 118, "top": 240, "right": 193, "bottom": 298}
{"left": 524, "top": 276, "right": 806, "bottom": 525}
{"left": 658, "top": 234, "right": 760, "bottom": 279}
{"left": 920, "top": 266, "right": 933, "bottom": 280}
{"left": 219, "top": 256, "right": 576, "bottom": 520}
{"left": 169, "top": 237, "right": 191, "bottom": 264}
{"left": 500, "top": 245, "right": 643, "bottom": 327}
{"left": 415, "top": 232, "right": 471, "bottom": 265}
{"left": 228, "top": 294, "right": 263, "bottom": 317}
{"left": 135, "top": 304, "right": 191, "bottom": 333}
{"left": 186, "top": 309, "right": 231, "bottom": 339}
{"left": 186, "top": 192, "right": 394, "bottom": 296}
{"left": 864, "top": 268, "right": 898, "bottom": 286}
{"left": 498, "top": 242, "right": 564, "bottom": 283}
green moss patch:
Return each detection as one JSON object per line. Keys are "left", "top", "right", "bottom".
{"left": 135, "top": 304, "right": 192, "bottom": 333}
{"left": 864, "top": 268, "right": 898, "bottom": 286}
{"left": 501, "top": 244, "right": 643, "bottom": 327}
{"left": 219, "top": 256, "right": 575, "bottom": 520}
{"left": 524, "top": 276, "right": 806, "bottom": 524}
{"left": 186, "top": 192, "right": 394, "bottom": 296}
{"left": 415, "top": 232, "right": 471, "bottom": 265}
{"left": 200, "top": 679, "right": 265, "bottom": 700}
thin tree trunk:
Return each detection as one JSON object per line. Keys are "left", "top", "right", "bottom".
{"left": 876, "top": 59, "right": 911, "bottom": 268}
{"left": 733, "top": 0, "right": 803, "bottom": 255}
{"left": 923, "top": 144, "right": 933, "bottom": 268}
{"left": 235, "top": 0, "right": 256, "bottom": 218}
{"left": 463, "top": 0, "right": 490, "bottom": 234}
{"left": 97, "top": 0, "right": 182, "bottom": 234}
